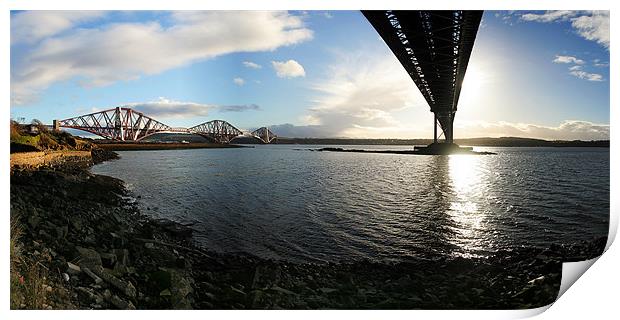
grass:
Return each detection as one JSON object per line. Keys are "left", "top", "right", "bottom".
{"left": 11, "top": 120, "right": 92, "bottom": 152}
{"left": 10, "top": 214, "right": 50, "bottom": 309}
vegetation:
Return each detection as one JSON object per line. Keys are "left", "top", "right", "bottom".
{"left": 10, "top": 119, "right": 92, "bottom": 153}
{"left": 10, "top": 214, "right": 51, "bottom": 309}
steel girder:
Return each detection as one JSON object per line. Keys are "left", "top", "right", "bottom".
{"left": 190, "top": 120, "right": 244, "bottom": 144}
{"left": 251, "top": 127, "right": 277, "bottom": 144}
{"left": 58, "top": 107, "right": 177, "bottom": 141}
{"left": 363, "top": 10, "right": 483, "bottom": 143}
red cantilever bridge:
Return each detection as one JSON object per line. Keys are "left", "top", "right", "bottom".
{"left": 55, "top": 107, "right": 277, "bottom": 144}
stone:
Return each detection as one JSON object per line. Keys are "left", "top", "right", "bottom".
{"left": 66, "top": 262, "right": 81, "bottom": 275}
{"left": 91, "top": 266, "right": 136, "bottom": 298}
{"left": 62, "top": 273, "right": 70, "bottom": 282}
{"left": 319, "top": 287, "right": 338, "bottom": 294}
{"left": 269, "top": 286, "right": 295, "bottom": 296}
{"left": 82, "top": 267, "right": 103, "bottom": 285}
{"left": 144, "top": 242, "right": 154, "bottom": 249}
{"left": 108, "top": 294, "right": 136, "bottom": 310}
{"left": 76, "top": 247, "right": 102, "bottom": 269}
{"left": 56, "top": 225, "right": 68, "bottom": 239}
{"left": 160, "top": 289, "right": 172, "bottom": 296}
{"left": 100, "top": 252, "right": 117, "bottom": 268}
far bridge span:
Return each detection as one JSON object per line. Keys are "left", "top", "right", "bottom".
{"left": 55, "top": 107, "right": 277, "bottom": 144}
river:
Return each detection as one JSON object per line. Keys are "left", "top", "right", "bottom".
{"left": 92, "top": 145, "right": 609, "bottom": 263}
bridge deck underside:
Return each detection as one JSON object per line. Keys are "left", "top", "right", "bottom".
{"left": 363, "top": 10, "right": 483, "bottom": 142}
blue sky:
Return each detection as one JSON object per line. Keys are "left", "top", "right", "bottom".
{"left": 10, "top": 10, "right": 610, "bottom": 139}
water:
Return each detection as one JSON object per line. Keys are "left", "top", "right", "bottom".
{"left": 92, "top": 145, "right": 609, "bottom": 263}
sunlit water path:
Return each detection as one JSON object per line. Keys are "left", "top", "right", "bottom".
{"left": 93, "top": 145, "right": 609, "bottom": 263}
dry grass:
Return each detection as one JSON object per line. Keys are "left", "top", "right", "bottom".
{"left": 10, "top": 214, "right": 50, "bottom": 309}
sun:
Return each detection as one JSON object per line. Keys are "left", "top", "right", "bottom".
{"left": 461, "top": 64, "right": 486, "bottom": 99}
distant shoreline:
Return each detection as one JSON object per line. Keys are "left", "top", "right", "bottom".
{"left": 94, "top": 142, "right": 249, "bottom": 151}
{"left": 268, "top": 137, "right": 610, "bottom": 148}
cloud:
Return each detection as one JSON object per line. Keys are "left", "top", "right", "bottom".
{"left": 271, "top": 60, "right": 306, "bottom": 78}
{"left": 521, "top": 11, "right": 577, "bottom": 23}
{"left": 233, "top": 77, "right": 245, "bottom": 86}
{"left": 11, "top": 11, "right": 313, "bottom": 105}
{"left": 111, "top": 97, "right": 260, "bottom": 118}
{"left": 242, "top": 61, "right": 262, "bottom": 69}
{"left": 455, "top": 120, "right": 609, "bottom": 140}
{"left": 571, "top": 11, "right": 610, "bottom": 48}
{"left": 266, "top": 53, "right": 428, "bottom": 138}
{"left": 552, "top": 55, "right": 604, "bottom": 81}
{"left": 122, "top": 97, "right": 214, "bottom": 118}
{"left": 569, "top": 70, "right": 603, "bottom": 81}
{"left": 553, "top": 55, "right": 584, "bottom": 64}
{"left": 11, "top": 11, "right": 106, "bottom": 44}
{"left": 218, "top": 104, "right": 260, "bottom": 112}
{"left": 520, "top": 11, "right": 609, "bottom": 48}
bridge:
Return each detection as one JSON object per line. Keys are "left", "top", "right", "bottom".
{"left": 363, "top": 10, "right": 483, "bottom": 152}
{"left": 55, "top": 107, "right": 277, "bottom": 144}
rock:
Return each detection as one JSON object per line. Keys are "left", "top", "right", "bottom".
{"left": 228, "top": 286, "right": 247, "bottom": 301}
{"left": 76, "top": 287, "right": 104, "bottom": 305}
{"left": 248, "top": 290, "right": 265, "bottom": 308}
{"left": 82, "top": 267, "right": 103, "bottom": 285}
{"left": 319, "top": 287, "right": 338, "bottom": 294}
{"left": 62, "top": 273, "right": 70, "bottom": 282}
{"left": 66, "top": 262, "right": 81, "bottom": 275}
{"left": 269, "top": 286, "right": 296, "bottom": 296}
{"left": 144, "top": 242, "right": 154, "bottom": 249}
{"left": 108, "top": 294, "right": 136, "bottom": 310}
{"left": 109, "top": 232, "right": 125, "bottom": 248}
{"left": 160, "top": 289, "right": 172, "bottom": 296}
{"left": 91, "top": 266, "right": 136, "bottom": 298}
{"left": 28, "top": 214, "right": 41, "bottom": 228}
{"left": 100, "top": 252, "right": 117, "bottom": 268}
{"left": 76, "top": 247, "right": 102, "bottom": 269}
{"left": 56, "top": 225, "right": 68, "bottom": 239}
{"left": 112, "top": 249, "right": 130, "bottom": 274}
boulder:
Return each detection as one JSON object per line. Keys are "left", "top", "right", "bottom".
{"left": 76, "top": 247, "right": 102, "bottom": 269}
{"left": 91, "top": 266, "right": 136, "bottom": 298}
{"left": 66, "top": 262, "right": 81, "bottom": 275}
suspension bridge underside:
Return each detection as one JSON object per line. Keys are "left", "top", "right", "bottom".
{"left": 56, "top": 107, "right": 276, "bottom": 144}
{"left": 363, "top": 10, "right": 483, "bottom": 154}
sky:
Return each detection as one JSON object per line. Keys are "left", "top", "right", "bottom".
{"left": 10, "top": 10, "right": 610, "bottom": 140}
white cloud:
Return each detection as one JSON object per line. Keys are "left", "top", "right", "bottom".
{"left": 11, "top": 11, "right": 105, "bottom": 44}
{"left": 553, "top": 55, "right": 604, "bottom": 81}
{"left": 569, "top": 70, "right": 604, "bottom": 81}
{"left": 520, "top": 11, "right": 609, "bottom": 48}
{"left": 455, "top": 120, "right": 609, "bottom": 140}
{"left": 271, "top": 60, "right": 306, "bottom": 78}
{"left": 233, "top": 77, "right": 245, "bottom": 86}
{"left": 242, "top": 61, "right": 262, "bottom": 69}
{"left": 521, "top": 11, "right": 577, "bottom": 23}
{"left": 572, "top": 11, "right": 610, "bottom": 48}
{"left": 553, "top": 55, "right": 584, "bottom": 64}
{"left": 122, "top": 97, "right": 215, "bottom": 118}
{"left": 11, "top": 11, "right": 313, "bottom": 105}
{"left": 267, "top": 53, "right": 428, "bottom": 138}
{"left": 107, "top": 97, "right": 260, "bottom": 118}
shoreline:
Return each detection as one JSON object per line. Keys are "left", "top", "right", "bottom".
{"left": 94, "top": 142, "right": 249, "bottom": 151}
{"left": 10, "top": 152, "right": 606, "bottom": 309}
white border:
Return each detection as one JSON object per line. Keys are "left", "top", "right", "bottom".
{"left": 2, "top": 1, "right": 617, "bottom": 319}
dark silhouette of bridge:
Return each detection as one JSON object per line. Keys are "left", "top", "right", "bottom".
{"left": 363, "top": 10, "right": 483, "bottom": 153}
{"left": 55, "top": 107, "right": 277, "bottom": 144}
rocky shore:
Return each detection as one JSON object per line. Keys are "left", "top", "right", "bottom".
{"left": 10, "top": 154, "right": 606, "bottom": 310}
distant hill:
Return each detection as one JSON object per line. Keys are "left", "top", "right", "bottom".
{"left": 271, "top": 137, "right": 609, "bottom": 147}
{"left": 109, "top": 132, "right": 610, "bottom": 148}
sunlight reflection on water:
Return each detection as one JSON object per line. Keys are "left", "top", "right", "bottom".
{"left": 92, "top": 145, "right": 609, "bottom": 263}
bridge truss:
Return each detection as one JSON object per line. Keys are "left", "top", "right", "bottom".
{"left": 363, "top": 10, "right": 483, "bottom": 143}
{"left": 58, "top": 107, "right": 180, "bottom": 141}
{"left": 251, "top": 127, "right": 277, "bottom": 144}
{"left": 190, "top": 120, "right": 244, "bottom": 144}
